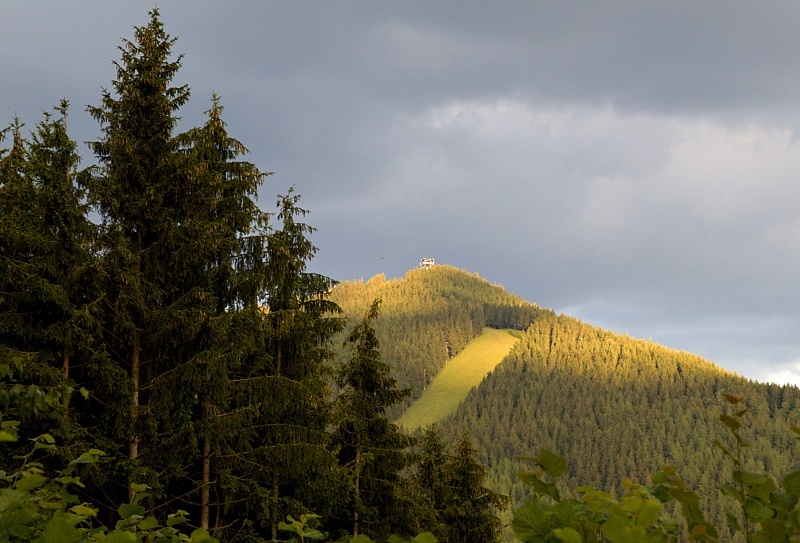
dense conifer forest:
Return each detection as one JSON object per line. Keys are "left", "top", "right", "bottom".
{"left": 439, "top": 313, "right": 800, "bottom": 540}
{"left": 5, "top": 9, "right": 800, "bottom": 543}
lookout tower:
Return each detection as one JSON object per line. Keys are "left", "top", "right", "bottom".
{"left": 420, "top": 258, "right": 434, "bottom": 269}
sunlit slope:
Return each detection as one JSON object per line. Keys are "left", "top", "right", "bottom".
{"left": 397, "top": 327, "right": 520, "bottom": 430}
{"left": 328, "top": 266, "right": 548, "bottom": 417}
{"left": 437, "top": 312, "right": 800, "bottom": 539}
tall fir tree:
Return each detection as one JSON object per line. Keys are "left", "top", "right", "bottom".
{"left": 24, "top": 103, "right": 95, "bottom": 428}
{"left": 82, "top": 12, "right": 279, "bottom": 522}
{"left": 84, "top": 8, "right": 192, "bottom": 505}
{"left": 169, "top": 94, "right": 268, "bottom": 532}
{"left": 414, "top": 427, "right": 452, "bottom": 536}
{"left": 0, "top": 106, "right": 94, "bottom": 460}
{"left": 0, "top": 121, "right": 34, "bottom": 362}
{"left": 440, "top": 435, "right": 508, "bottom": 543}
{"left": 413, "top": 430, "right": 507, "bottom": 543}
{"left": 221, "top": 190, "right": 343, "bottom": 540}
{"left": 331, "top": 299, "right": 414, "bottom": 540}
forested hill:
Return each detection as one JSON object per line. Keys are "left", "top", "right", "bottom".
{"left": 327, "top": 265, "right": 548, "bottom": 413}
{"left": 437, "top": 311, "right": 800, "bottom": 539}
{"left": 332, "top": 266, "right": 800, "bottom": 539}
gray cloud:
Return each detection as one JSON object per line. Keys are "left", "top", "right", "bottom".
{"left": 4, "top": 1, "right": 800, "bottom": 384}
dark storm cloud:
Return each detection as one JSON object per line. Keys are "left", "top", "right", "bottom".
{"left": 4, "top": 1, "right": 800, "bottom": 383}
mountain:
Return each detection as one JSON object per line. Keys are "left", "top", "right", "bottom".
{"left": 329, "top": 265, "right": 800, "bottom": 540}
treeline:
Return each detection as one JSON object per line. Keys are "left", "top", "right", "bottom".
{"left": 0, "top": 11, "right": 505, "bottom": 543}
{"left": 329, "top": 267, "right": 547, "bottom": 416}
{"left": 435, "top": 312, "right": 800, "bottom": 541}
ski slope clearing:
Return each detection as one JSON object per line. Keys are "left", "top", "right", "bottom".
{"left": 397, "top": 327, "right": 520, "bottom": 430}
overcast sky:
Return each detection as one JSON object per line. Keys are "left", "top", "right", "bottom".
{"left": 3, "top": 2, "right": 800, "bottom": 385}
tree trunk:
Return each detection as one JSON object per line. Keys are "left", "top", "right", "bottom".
{"left": 353, "top": 469, "right": 360, "bottom": 537}
{"left": 200, "top": 435, "right": 211, "bottom": 529}
{"left": 353, "top": 443, "right": 361, "bottom": 538}
{"left": 271, "top": 471, "right": 279, "bottom": 541}
{"left": 128, "top": 340, "right": 140, "bottom": 501}
{"left": 201, "top": 364, "right": 212, "bottom": 530}
{"left": 61, "top": 351, "right": 70, "bottom": 421}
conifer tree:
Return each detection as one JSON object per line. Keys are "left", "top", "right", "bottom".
{"left": 172, "top": 94, "right": 266, "bottom": 530}
{"left": 440, "top": 435, "right": 508, "bottom": 543}
{"left": 415, "top": 427, "right": 451, "bottom": 535}
{"left": 0, "top": 121, "right": 34, "bottom": 358}
{"left": 211, "top": 190, "right": 343, "bottom": 540}
{"left": 412, "top": 430, "right": 507, "bottom": 543}
{"left": 0, "top": 120, "right": 34, "bottom": 355}
{"left": 0, "top": 106, "right": 93, "bottom": 453}
{"left": 332, "top": 299, "right": 414, "bottom": 540}
{"left": 81, "top": 11, "right": 273, "bottom": 518}
{"left": 263, "top": 191, "right": 343, "bottom": 539}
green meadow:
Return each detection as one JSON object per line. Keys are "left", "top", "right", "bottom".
{"left": 397, "top": 327, "right": 520, "bottom": 430}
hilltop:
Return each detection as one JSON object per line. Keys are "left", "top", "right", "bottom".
{"left": 328, "top": 265, "right": 547, "bottom": 417}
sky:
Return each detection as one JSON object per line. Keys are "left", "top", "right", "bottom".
{"left": 3, "top": 2, "right": 800, "bottom": 385}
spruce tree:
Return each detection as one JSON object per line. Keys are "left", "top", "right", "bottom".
{"left": 249, "top": 190, "right": 343, "bottom": 540}
{"left": 0, "top": 121, "right": 34, "bottom": 360}
{"left": 81, "top": 11, "right": 267, "bottom": 518}
{"left": 332, "top": 299, "right": 414, "bottom": 540}
{"left": 413, "top": 431, "right": 507, "bottom": 543}
{"left": 440, "top": 435, "right": 508, "bottom": 543}
{"left": 84, "top": 8, "right": 191, "bottom": 505}
{"left": 25, "top": 103, "right": 95, "bottom": 423}
{"left": 0, "top": 120, "right": 35, "bottom": 360}
{"left": 202, "top": 190, "right": 343, "bottom": 540}
{"left": 169, "top": 94, "right": 267, "bottom": 531}
{"left": 414, "top": 427, "right": 451, "bottom": 536}
{"left": 0, "top": 106, "right": 93, "bottom": 455}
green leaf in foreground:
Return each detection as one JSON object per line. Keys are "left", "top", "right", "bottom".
{"left": 552, "top": 527, "right": 582, "bottom": 543}
{"left": 536, "top": 448, "right": 567, "bottom": 479}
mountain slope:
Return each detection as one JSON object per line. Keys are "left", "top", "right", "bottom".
{"left": 438, "top": 311, "right": 800, "bottom": 539}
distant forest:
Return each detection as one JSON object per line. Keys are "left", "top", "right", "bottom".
{"left": 328, "top": 266, "right": 545, "bottom": 419}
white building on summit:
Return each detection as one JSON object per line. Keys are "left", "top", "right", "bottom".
{"left": 420, "top": 258, "right": 434, "bottom": 269}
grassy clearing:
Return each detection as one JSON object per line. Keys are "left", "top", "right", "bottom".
{"left": 397, "top": 327, "right": 520, "bottom": 431}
